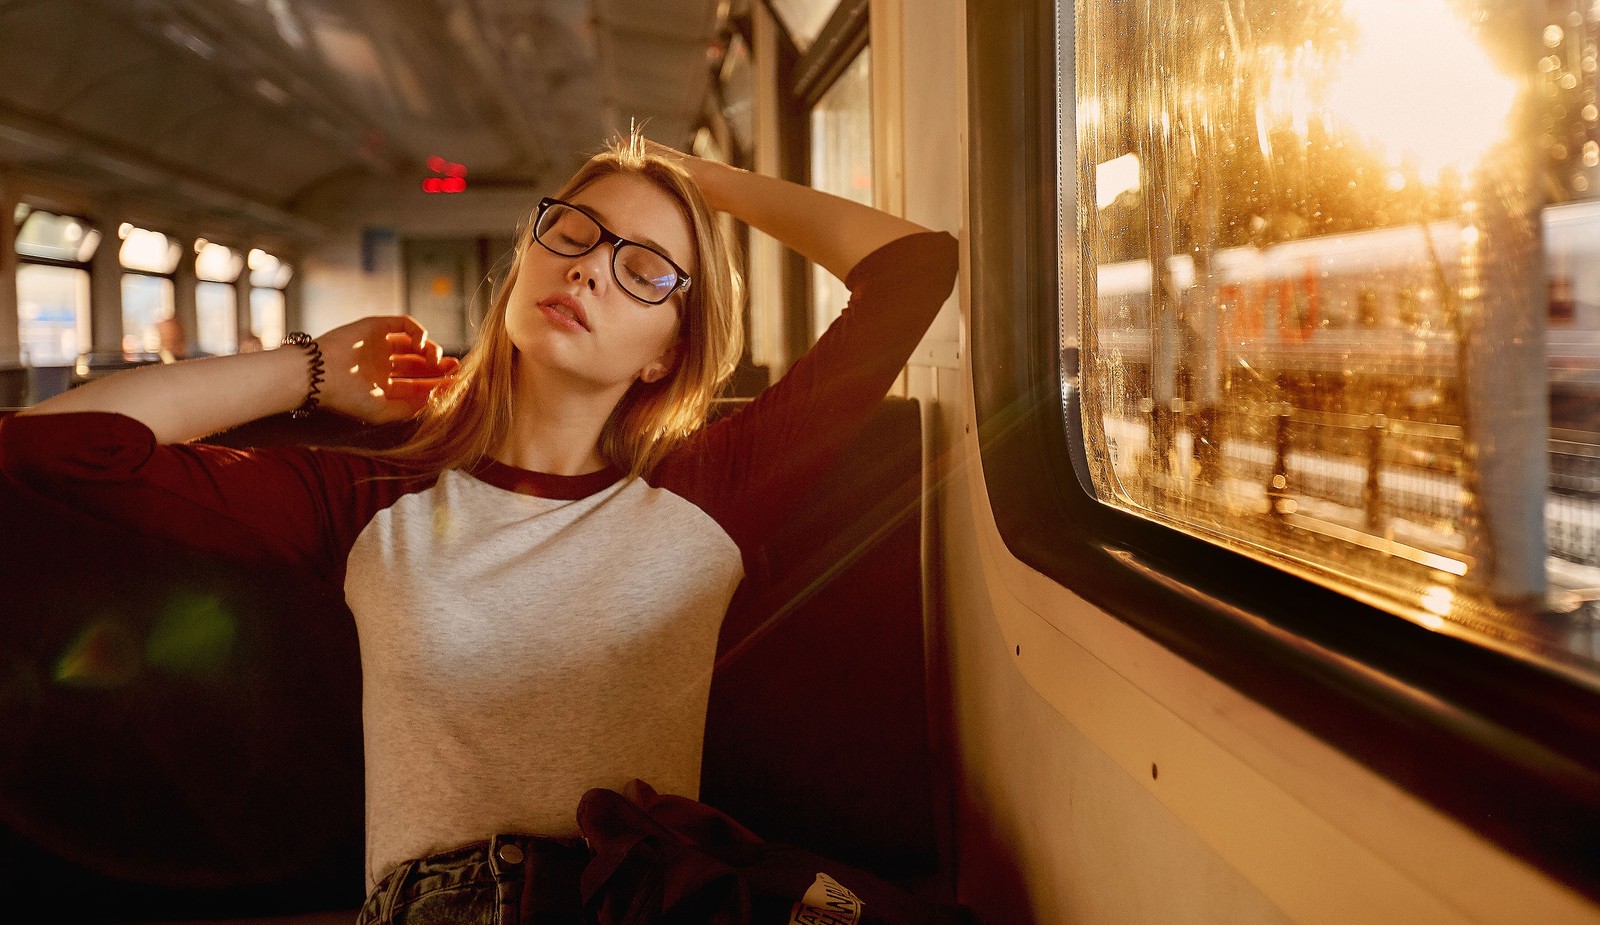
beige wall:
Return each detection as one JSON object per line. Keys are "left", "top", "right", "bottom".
{"left": 298, "top": 229, "right": 404, "bottom": 342}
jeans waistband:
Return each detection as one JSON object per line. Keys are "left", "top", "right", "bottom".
{"left": 361, "top": 834, "right": 590, "bottom": 925}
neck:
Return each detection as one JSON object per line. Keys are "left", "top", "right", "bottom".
{"left": 493, "top": 361, "right": 627, "bottom": 475}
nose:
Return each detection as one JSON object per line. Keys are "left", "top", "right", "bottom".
{"left": 566, "top": 249, "right": 608, "bottom": 294}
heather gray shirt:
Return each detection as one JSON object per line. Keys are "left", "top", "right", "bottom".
{"left": 346, "top": 471, "right": 742, "bottom": 886}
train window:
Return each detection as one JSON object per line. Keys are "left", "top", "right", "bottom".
{"left": 250, "top": 289, "right": 286, "bottom": 349}
{"left": 719, "top": 33, "right": 754, "bottom": 163}
{"left": 118, "top": 225, "right": 181, "bottom": 274}
{"left": 247, "top": 248, "right": 293, "bottom": 289}
{"left": 15, "top": 210, "right": 100, "bottom": 263}
{"left": 768, "top": 0, "right": 835, "bottom": 51}
{"left": 15, "top": 264, "right": 89, "bottom": 367}
{"left": 194, "top": 241, "right": 243, "bottom": 357}
{"left": 14, "top": 208, "right": 96, "bottom": 366}
{"left": 248, "top": 249, "right": 292, "bottom": 348}
{"left": 121, "top": 274, "right": 174, "bottom": 358}
{"left": 1069, "top": 0, "right": 1600, "bottom": 672}
{"left": 118, "top": 224, "right": 180, "bottom": 358}
{"left": 809, "top": 47, "right": 872, "bottom": 339}
{"left": 195, "top": 241, "right": 245, "bottom": 283}
{"left": 195, "top": 282, "right": 238, "bottom": 357}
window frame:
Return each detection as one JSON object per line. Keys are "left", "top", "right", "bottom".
{"left": 966, "top": 0, "right": 1600, "bottom": 903}
{"left": 14, "top": 207, "right": 98, "bottom": 367}
{"left": 789, "top": 0, "right": 869, "bottom": 109}
{"left": 753, "top": 0, "right": 867, "bottom": 368}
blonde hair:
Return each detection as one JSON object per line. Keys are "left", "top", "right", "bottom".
{"left": 363, "top": 134, "right": 744, "bottom": 478}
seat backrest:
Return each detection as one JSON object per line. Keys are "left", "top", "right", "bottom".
{"left": 701, "top": 396, "right": 944, "bottom": 887}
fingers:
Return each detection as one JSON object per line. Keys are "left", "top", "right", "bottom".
{"left": 366, "top": 314, "right": 428, "bottom": 342}
{"left": 390, "top": 354, "right": 458, "bottom": 378}
{"left": 384, "top": 332, "right": 447, "bottom": 368}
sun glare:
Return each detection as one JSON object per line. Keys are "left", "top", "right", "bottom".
{"left": 1325, "top": 0, "right": 1520, "bottom": 182}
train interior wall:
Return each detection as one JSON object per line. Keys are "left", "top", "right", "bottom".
{"left": 884, "top": 2, "right": 1599, "bottom": 924}
{"left": 893, "top": 3, "right": 1286, "bottom": 921}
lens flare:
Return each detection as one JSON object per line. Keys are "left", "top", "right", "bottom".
{"left": 147, "top": 592, "right": 236, "bottom": 677}
{"left": 54, "top": 619, "right": 141, "bottom": 688}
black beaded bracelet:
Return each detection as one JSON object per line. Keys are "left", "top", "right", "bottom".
{"left": 282, "top": 332, "right": 325, "bottom": 419}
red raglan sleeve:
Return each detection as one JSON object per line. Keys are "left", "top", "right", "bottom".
{"left": 651, "top": 230, "right": 959, "bottom": 561}
{"left": 0, "top": 410, "right": 400, "bottom": 582}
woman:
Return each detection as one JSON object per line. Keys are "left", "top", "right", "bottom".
{"left": 0, "top": 134, "right": 957, "bottom": 923}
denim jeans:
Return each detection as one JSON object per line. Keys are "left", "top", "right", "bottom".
{"left": 356, "top": 834, "right": 590, "bottom": 925}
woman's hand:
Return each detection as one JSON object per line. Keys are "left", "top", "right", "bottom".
{"left": 637, "top": 135, "right": 928, "bottom": 281}
{"left": 639, "top": 139, "right": 731, "bottom": 212}
{"left": 312, "top": 316, "right": 460, "bottom": 424}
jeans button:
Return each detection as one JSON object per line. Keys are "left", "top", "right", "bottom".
{"left": 497, "top": 843, "right": 524, "bottom": 865}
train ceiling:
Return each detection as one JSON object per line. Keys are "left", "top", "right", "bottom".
{"left": 0, "top": 0, "right": 721, "bottom": 238}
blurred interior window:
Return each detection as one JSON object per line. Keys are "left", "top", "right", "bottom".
{"left": 770, "top": 0, "right": 837, "bottom": 52}
{"left": 118, "top": 224, "right": 181, "bottom": 274}
{"left": 248, "top": 248, "right": 293, "bottom": 288}
{"left": 193, "top": 241, "right": 244, "bottom": 356}
{"left": 16, "top": 264, "right": 90, "bottom": 366}
{"left": 16, "top": 210, "right": 100, "bottom": 263}
{"left": 809, "top": 47, "right": 873, "bottom": 339}
{"left": 195, "top": 281, "right": 237, "bottom": 357}
{"left": 121, "top": 274, "right": 174, "bottom": 358}
{"left": 1069, "top": 0, "right": 1600, "bottom": 675}
{"left": 247, "top": 249, "right": 290, "bottom": 349}
{"left": 720, "top": 33, "right": 754, "bottom": 158}
{"left": 693, "top": 125, "right": 728, "bottom": 164}
{"left": 250, "top": 288, "right": 286, "bottom": 349}
{"left": 195, "top": 241, "right": 244, "bottom": 282}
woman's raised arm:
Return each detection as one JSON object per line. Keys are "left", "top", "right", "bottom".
{"left": 651, "top": 143, "right": 930, "bottom": 282}
{"left": 17, "top": 315, "right": 458, "bottom": 444}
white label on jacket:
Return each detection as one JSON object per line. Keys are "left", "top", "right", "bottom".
{"left": 789, "top": 872, "right": 863, "bottom": 925}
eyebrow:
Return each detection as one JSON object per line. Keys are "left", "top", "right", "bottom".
{"left": 574, "top": 202, "right": 684, "bottom": 269}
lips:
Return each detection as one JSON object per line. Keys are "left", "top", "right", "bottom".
{"left": 538, "top": 293, "right": 590, "bottom": 332}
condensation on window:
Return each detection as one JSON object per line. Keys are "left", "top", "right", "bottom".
{"left": 1067, "top": 0, "right": 1600, "bottom": 674}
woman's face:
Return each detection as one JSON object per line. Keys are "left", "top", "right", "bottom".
{"left": 505, "top": 171, "right": 696, "bottom": 396}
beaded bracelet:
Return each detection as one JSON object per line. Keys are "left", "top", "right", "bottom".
{"left": 282, "top": 332, "right": 325, "bottom": 419}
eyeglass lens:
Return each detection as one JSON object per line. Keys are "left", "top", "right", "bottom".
{"left": 535, "top": 203, "right": 681, "bottom": 304}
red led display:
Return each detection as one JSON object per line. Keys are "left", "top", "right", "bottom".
{"left": 423, "top": 157, "right": 468, "bottom": 194}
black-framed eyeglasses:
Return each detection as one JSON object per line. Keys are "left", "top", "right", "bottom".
{"left": 531, "top": 197, "right": 692, "bottom": 305}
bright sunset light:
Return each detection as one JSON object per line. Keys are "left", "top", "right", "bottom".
{"left": 1325, "top": 0, "right": 1520, "bottom": 182}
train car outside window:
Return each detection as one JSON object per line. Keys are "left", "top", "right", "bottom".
{"left": 1069, "top": 0, "right": 1600, "bottom": 676}
{"left": 195, "top": 240, "right": 244, "bottom": 357}
{"left": 809, "top": 47, "right": 873, "bottom": 339}
{"left": 14, "top": 209, "right": 97, "bottom": 367}
{"left": 247, "top": 249, "right": 292, "bottom": 349}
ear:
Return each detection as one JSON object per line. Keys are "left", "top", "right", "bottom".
{"left": 638, "top": 340, "right": 681, "bottom": 384}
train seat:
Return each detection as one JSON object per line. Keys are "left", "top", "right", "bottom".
{"left": 0, "top": 397, "right": 949, "bottom": 922}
